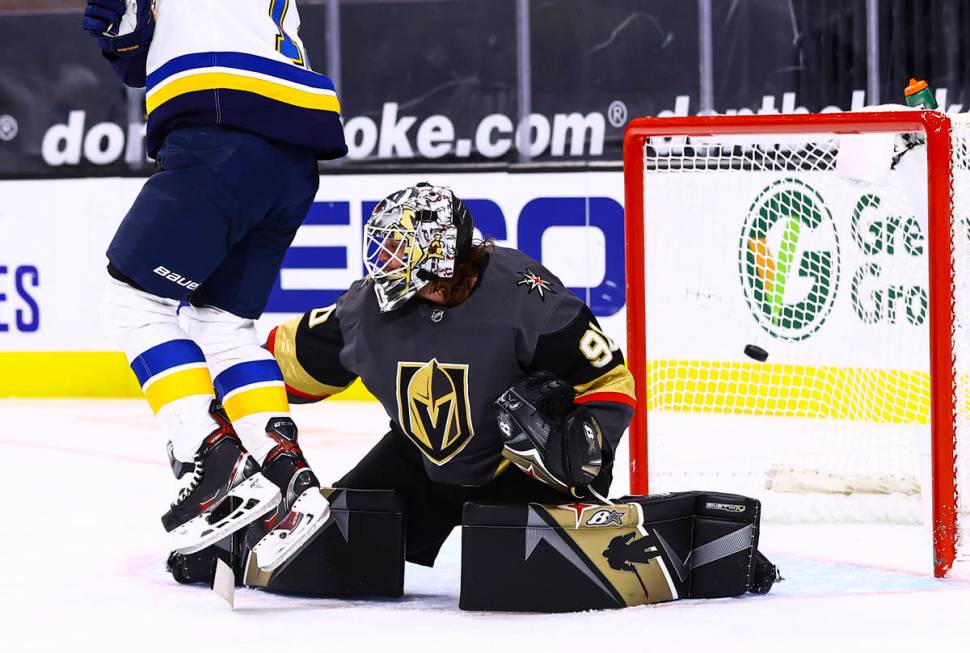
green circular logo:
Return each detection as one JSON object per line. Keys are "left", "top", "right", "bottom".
{"left": 738, "top": 178, "right": 840, "bottom": 341}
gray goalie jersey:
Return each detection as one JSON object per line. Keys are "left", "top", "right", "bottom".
{"left": 267, "top": 246, "right": 636, "bottom": 486}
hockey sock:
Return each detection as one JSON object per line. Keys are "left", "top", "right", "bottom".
{"left": 100, "top": 280, "right": 218, "bottom": 461}
{"left": 182, "top": 304, "right": 291, "bottom": 462}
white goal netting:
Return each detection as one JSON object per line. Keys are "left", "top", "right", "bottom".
{"left": 634, "top": 114, "right": 969, "bottom": 571}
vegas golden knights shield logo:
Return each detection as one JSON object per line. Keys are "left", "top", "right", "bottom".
{"left": 396, "top": 359, "right": 475, "bottom": 465}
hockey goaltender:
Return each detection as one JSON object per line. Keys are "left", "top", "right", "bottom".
{"left": 169, "top": 183, "right": 779, "bottom": 611}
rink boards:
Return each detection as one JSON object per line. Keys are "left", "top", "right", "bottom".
{"left": 0, "top": 171, "right": 626, "bottom": 398}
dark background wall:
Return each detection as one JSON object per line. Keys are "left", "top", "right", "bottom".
{"left": 0, "top": 0, "right": 83, "bottom": 12}
{"left": 0, "top": 0, "right": 967, "bottom": 177}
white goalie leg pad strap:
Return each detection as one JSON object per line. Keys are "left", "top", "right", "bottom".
{"left": 250, "top": 489, "right": 331, "bottom": 572}
{"left": 181, "top": 304, "right": 288, "bottom": 462}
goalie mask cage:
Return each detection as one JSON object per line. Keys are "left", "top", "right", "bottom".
{"left": 623, "top": 111, "right": 969, "bottom": 578}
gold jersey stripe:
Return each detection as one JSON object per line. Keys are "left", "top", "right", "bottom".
{"left": 223, "top": 385, "right": 290, "bottom": 421}
{"left": 272, "top": 317, "right": 355, "bottom": 398}
{"left": 143, "top": 366, "right": 214, "bottom": 414}
{"left": 644, "top": 359, "right": 970, "bottom": 425}
{"left": 147, "top": 72, "right": 342, "bottom": 114}
{"left": 574, "top": 364, "right": 636, "bottom": 403}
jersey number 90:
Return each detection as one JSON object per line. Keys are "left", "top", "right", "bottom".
{"left": 580, "top": 322, "right": 619, "bottom": 368}
{"left": 269, "top": 0, "right": 305, "bottom": 66}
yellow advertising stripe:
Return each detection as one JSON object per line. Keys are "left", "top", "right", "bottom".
{"left": 143, "top": 366, "right": 214, "bottom": 414}
{"left": 223, "top": 384, "right": 290, "bottom": 421}
{"left": 147, "top": 73, "right": 341, "bottom": 114}
{"left": 0, "top": 352, "right": 375, "bottom": 401}
{"left": 0, "top": 352, "right": 143, "bottom": 398}
{"left": 645, "top": 360, "right": 948, "bottom": 424}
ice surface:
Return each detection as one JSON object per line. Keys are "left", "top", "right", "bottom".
{"left": 1, "top": 399, "right": 967, "bottom": 652}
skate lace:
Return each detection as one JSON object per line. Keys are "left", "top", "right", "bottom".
{"left": 174, "top": 453, "right": 205, "bottom": 504}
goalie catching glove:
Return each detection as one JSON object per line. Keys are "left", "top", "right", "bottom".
{"left": 494, "top": 370, "right": 603, "bottom": 493}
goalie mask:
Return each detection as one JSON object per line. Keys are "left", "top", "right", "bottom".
{"left": 363, "top": 183, "right": 474, "bottom": 312}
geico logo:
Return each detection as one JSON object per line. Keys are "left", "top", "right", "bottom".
{"left": 41, "top": 111, "right": 146, "bottom": 167}
{"left": 343, "top": 103, "right": 608, "bottom": 160}
{"left": 0, "top": 264, "right": 40, "bottom": 334}
{"left": 265, "top": 196, "right": 626, "bottom": 318}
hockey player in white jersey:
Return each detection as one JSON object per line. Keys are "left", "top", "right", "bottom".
{"left": 83, "top": 0, "right": 347, "bottom": 571}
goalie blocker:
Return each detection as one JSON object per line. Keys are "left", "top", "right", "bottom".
{"left": 460, "top": 491, "right": 779, "bottom": 612}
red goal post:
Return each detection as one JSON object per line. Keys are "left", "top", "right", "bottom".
{"left": 622, "top": 111, "right": 962, "bottom": 577}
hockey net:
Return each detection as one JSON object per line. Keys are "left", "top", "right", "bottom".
{"left": 623, "top": 111, "right": 969, "bottom": 577}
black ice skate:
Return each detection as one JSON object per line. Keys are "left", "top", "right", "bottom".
{"left": 247, "top": 417, "right": 331, "bottom": 573}
{"left": 162, "top": 402, "right": 281, "bottom": 555}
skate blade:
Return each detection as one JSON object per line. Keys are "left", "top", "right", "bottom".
{"left": 251, "top": 489, "right": 331, "bottom": 572}
{"left": 172, "top": 474, "right": 282, "bottom": 555}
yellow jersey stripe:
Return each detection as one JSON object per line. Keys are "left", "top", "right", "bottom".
{"left": 143, "top": 367, "right": 214, "bottom": 414}
{"left": 223, "top": 385, "right": 290, "bottom": 422}
{"left": 220, "top": 380, "right": 285, "bottom": 403}
{"left": 141, "top": 362, "right": 209, "bottom": 390}
{"left": 147, "top": 72, "right": 342, "bottom": 114}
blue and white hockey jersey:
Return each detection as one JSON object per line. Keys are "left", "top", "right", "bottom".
{"left": 104, "top": 0, "right": 346, "bottom": 160}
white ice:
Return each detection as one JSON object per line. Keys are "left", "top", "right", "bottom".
{"left": 1, "top": 399, "right": 968, "bottom": 652}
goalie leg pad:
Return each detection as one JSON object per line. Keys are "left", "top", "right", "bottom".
{"left": 460, "top": 491, "right": 778, "bottom": 612}
{"left": 167, "top": 488, "right": 405, "bottom": 598}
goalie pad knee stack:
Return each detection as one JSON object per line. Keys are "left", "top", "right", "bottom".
{"left": 167, "top": 488, "right": 405, "bottom": 598}
{"left": 459, "top": 491, "right": 779, "bottom": 612}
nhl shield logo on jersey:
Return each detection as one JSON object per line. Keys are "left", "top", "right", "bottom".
{"left": 396, "top": 359, "right": 475, "bottom": 465}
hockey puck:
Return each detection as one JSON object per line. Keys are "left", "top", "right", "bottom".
{"left": 744, "top": 344, "right": 769, "bottom": 362}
